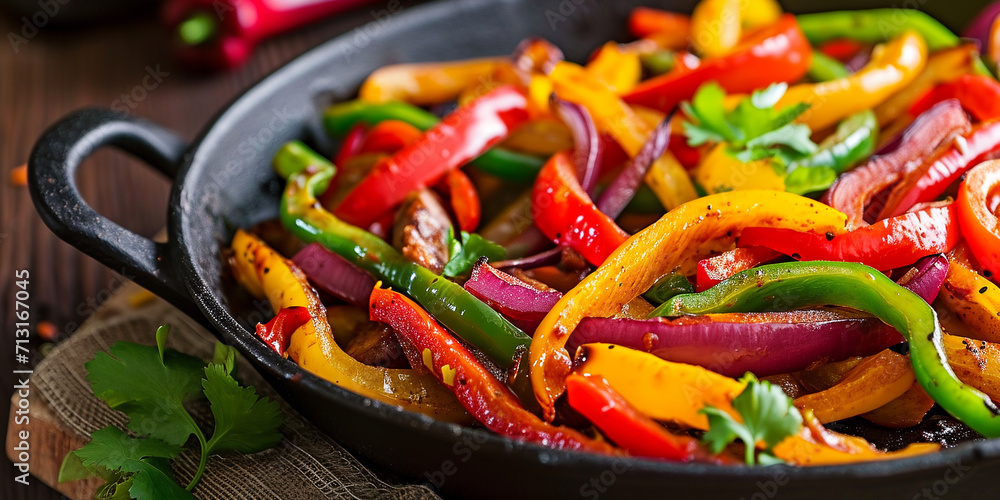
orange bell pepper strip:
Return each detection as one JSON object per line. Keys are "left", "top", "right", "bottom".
{"left": 530, "top": 190, "right": 849, "bottom": 420}
{"left": 778, "top": 30, "right": 927, "bottom": 132}
{"left": 627, "top": 7, "right": 691, "bottom": 39}
{"left": 369, "top": 285, "right": 615, "bottom": 453}
{"left": 772, "top": 412, "right": 939, "bottom": 466}
{"left": 359, "top": 57, "right": 514, "bottom": 106}
{"left": 861, "top": 381, "right": 935, "bottom": 429}
{"left": 793, "top": 349, "right": 915, "bottom": 424}
{"left": 532, "top": 151, "right": 629, "bottom": 267}
{"left": 585, "top": 42, "right": 641, "bottom": 95}
{"left": 441, "top": 169, "right": 481, "bottom": 233}
{"left": 957, "top": 160, "right": 1000, "bottom": 279}
{"left": 689, "top": 0, "right": 782, "bottom": 58}
{"left": 228, "top": 230, "right": 469, "bottom": 423}
{"left": 939, "top": 255, "right": 1000, "bottom": 343}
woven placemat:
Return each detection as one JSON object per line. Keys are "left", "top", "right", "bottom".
{"left": 29, "top": 282, "right": 441, "bottom": 500}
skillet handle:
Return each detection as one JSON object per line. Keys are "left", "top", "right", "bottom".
{"left": 28, "top": 108, "right": 202, "bottom": 319}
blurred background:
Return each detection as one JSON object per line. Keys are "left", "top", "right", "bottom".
{"left": 0, "top": 0, "right": 992, "bottom": 498}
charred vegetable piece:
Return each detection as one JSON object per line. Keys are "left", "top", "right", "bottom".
{"left": 392, "top": 190, "right": 452, "bottom": 275}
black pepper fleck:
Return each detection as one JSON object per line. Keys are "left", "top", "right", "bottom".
{"left": 981, "top": 286, "right": 989, "bottom": 294}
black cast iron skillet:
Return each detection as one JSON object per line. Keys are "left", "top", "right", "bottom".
{"left": 28, "top": 0, "right": 1000, "bottom": 497}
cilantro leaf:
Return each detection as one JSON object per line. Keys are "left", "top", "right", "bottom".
{"left": 699, "top": 373, "right": 801, "bottom": 465}
{"left": 682, "top": 82, "right": 818, "bottom": 167}
{"left": 73, "top": 427, "right": 193, "bottom": 500}
{"left": 443, "top": 229, "right": 506, "bottom": 278}
{"left": 86, "top": 338, "right": 206, "bottom": 447}
{"left": 202, "top": 363, "right": 283, "bottom": 454}
{"left": 211, "top": 341, "right": 239, "bottom": 378}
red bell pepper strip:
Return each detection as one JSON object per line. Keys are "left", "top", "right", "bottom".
{"left": 823, "top": 99, "right": 970, "bottom": 229}
{"left": 627, "top": 7, "right": 692, "bottom": 38}
{"left": 623, "top": 15, "right": 812, "bottom": 113}
{"left": 876, "top": 120, "right": 1000, "bottom": 219}
{"left": 335, "top": 85, "right": 531, "bottom": 228}
{"left": 565, "top": 373, "right": 716, "bottom": 462}
{"left": 739, "top": 205, "right": 960, "bottom": 271}
{"left": 910, "top": 75, "right": 1000, "bottom": 122}
{"left": 532, "top": 151, "right": 629, "bottom": 267}
{"left": 255, "top": 306, "right": 312, "bottom": 356}
{"left": 358, "top": 119, "right": 423, "bottom": 155}
{"left": 369, "top": 285, "right": 615, "bottom": 453}
{"left": 957, "top": 160, "right": 1000, "bottom": 279}
{"left": 819, "top": 38, "right": 866, "bottom": 62}
{"left": 334, "top": 123, "right": 367, "bottom": 168}
{"left": 441, "top": 169, "right": 482, "bottom": 232}
{"left": 669, "top": 133, "right": 702, "bottom": 170}
{"left": 696, "top": 246, "right": 783, "bottom": 291}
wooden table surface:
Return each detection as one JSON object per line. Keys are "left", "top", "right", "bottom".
{"left": 0, "top": 3, "right": 415, "bottom": 498}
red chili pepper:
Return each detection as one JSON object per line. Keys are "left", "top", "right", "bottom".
{"left": 877, "top": 120, "right": 1000, "bottom": 220}
{"left": 440, "top": 169, "right": 482, "bottom": 232}
{"left": 358, "top": 119, "right": 423, "bottom": 155}
{"left": 623, "top": 15, "right": 812, "bottom": 113}
{"left": 627, "top": 7, "right": 691, "bottom": 38}
{"left": 818, "top": 38, "right": 866, "bottom": 62}
{"left": 738, "top": 205, "right": 960, "bottom": 271}
{"left": 565, "top": 373, "right": 710, "bottom": 462}
{"left": 335, "top": 85, "right": 531, "bottom": 228}
{"left": 334, "top": 123, "right": 367, "bottom": 168}
{"left": 696, "top": 246, "right": 783, "bottom": 291}
{"left": 957, "top": 160, "right": 1000, "bottom": 279}
{"left": 532, "top": 151, "right": 629, "bottom": 267}
{"left": 163, "top": 0, "right": 377, "bottom": 70}
{"left": 910, "top": 75, "right": 1000, "bottom": 122}
{"left": 255, "top": 306, "right": 312, "bottom": 356}
{"left": 369, "top": 286, "right": 614, "bottom": 453}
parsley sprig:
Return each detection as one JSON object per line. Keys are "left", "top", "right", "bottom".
{"left": 700, "top": 373, "right": 802, "bottom": 465}
{"left": 60, "top": 325, "right": 282, "bottom": 499}
{"left": 682, "top": 82, "right": 817, "bottom": 167}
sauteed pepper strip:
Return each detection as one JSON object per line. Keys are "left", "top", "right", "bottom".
{"left": 358, "top": 57, "right": 512, "bottom": 105}
{"left": 229, "top": 230, "right": 468, "bottom": 422}
{"left": 324, "top": 98, "right": 545, "bottom": 182}
{"left": 957, "top": 161, "right": 1000, "bottom": 278}
{"left": 530, "top": 190, "right": 849, "bottom": 420}
{"left": 649, "top": 260, "right": 1000, "bottom": 438}
{"left": 796, "top": 9, "right": 963, "bottom": 51}
{"left": 738, "top": 204, "right": 960, "bottom": 271}
{"left": 623, "top": 15, "right": 812, "bottom": 113}
{"left": 335, "top": 85, "right": 531, "bottom": 228}
{"left": 776, "top": 30, "right": 927, "bottom": 132}
{"left": 274, "top": 141, "right": 530, "bottom": 369}
{"left": 369, "top": 285, "right": 614, "bottom": 453}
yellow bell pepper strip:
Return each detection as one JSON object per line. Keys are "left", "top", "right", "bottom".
{"left": 690, "top": 0, "right": 783, "bottom": 58}
{"left": 274, "top": 141, "right": 531, "bottom": 370}
{"left": 957, "top": 160, "right": 1000, "bottom": 279}
{"left": 530, "top": 190, "right": 849, "bottom": 420}
{"left": 651, "top": 260, "right": 1000, "bottom": 438}
{"left": 861, "top": 381, "right": 935, "bottom": 429}
{"left": 585, "top": 42, "right": 641, "bottom": 95}
{"left": 532, "top": 151, "right": 629, "bottom": 267}
{"left": 548, "top": 61, "right": 697, "bottom": 209}
{"left": 695, "top": 143, "right": 785, "bottom": 193}
{"left": 500, "top": 118, "right": 573, "bottom": 156}
{"left": 228, "top": 230, "right": 468, "bottom": 422}
{"left": 335, "top": 85, "right": 532, "bottom": 228}
{"left": 941, "top": 334, "right": 1000, "bottom": 403}
{"left": 793, "top": 349, "right": 915, "bottom": 424}
{"left": 940, "top": 255, "right": 1000, "bottom": 343}
{"left": 565, "top": 373, "right": 729, "bottom": 463}
{"left": 369, "top": 285, "right": 615, "bottom": 454}
{"left": 874, "top": 43, "right": 980, "bottom": 127}
{"left": 624, "top": 15, "right": 812, "bottom": 114}
{"left": 777, "top": 30, "right": 927, "bottom": 132}
{"left": 573, "top": 343, "right": 939, "bottom": 464}
{"left": 358, "top": 57, "right": 514, "bottom": 106}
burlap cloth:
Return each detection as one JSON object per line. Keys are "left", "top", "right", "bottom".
{"left": 32, "top": 283, "right": 441, "bottom": 499}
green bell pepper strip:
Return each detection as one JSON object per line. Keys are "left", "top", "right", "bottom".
{"left": 807, "top": 51, "right": 850, "bottom": 83}
{"left": 649, "top": 261, "right": 1000, "bottom": 438}
{"left": 785, "top": 110, "right": 878, "bottom": 195}
{"left": 796, "top": 10, "right": 992, "bottom": 76}
{"left": 642, "top": 273, "right": 694, "bottom": 306}
{"left": 324, "top": 100, "right": 546, "bottom": 182}
{"left": 274, "top": 140, "right": 530, "bottom": 369}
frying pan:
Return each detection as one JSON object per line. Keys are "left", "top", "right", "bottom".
{"left": 27, "top": 0, "right": 999, "bottom": 497}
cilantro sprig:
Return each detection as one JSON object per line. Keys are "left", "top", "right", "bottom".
{"left": 700, "top": 373, "right": 802, "bottom": 465}
{"left": 682, "top": 82, "right": 818, "bottom": 167}
{"left": 443, "top": 228, "right": 506, "bottom": 278}
{"left": 60, "top": 325, "right": 282, "bottom": 499}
